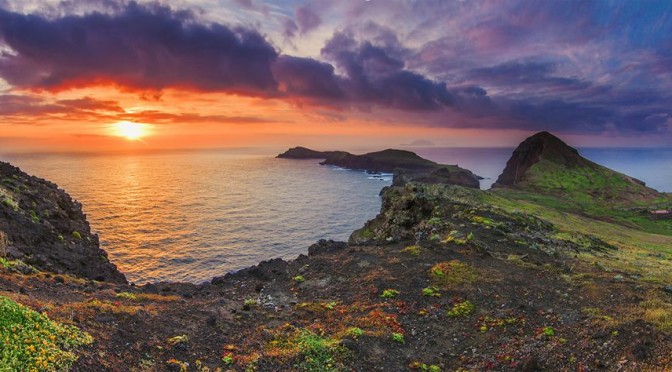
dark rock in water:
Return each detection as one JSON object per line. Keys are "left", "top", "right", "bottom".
{"left": 276, "top": 146, "right": 347, "bottom": 159}
{"left": 320, "top": 149, "right": 438, "bottom": 173}
{"left": 278, "top": 146, "right": 481, "bottom": 188}
{"left": 308, "top": 239, "right": 347, "bottom": 256}
{"left": 0, "top": 161, "right": 127, "bottom": 284}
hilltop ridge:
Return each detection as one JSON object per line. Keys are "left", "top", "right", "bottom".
{"left": 493, "top": 131, "right": 661, "bottom": 201}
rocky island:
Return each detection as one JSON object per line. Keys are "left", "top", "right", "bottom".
{"left": 278, "top": 147, "right": 482, "bottom": 189}
{"left": 1, "top": 132, "right": 672, "bottom": 371}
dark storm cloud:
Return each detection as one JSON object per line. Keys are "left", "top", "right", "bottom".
{"left": 272, "top": 55, "right": 344, "bottom": 99}
{"left": 320, "top": 32, "right": 456, "bottom": 110}
{"left": 2, "top": 0, "right": 672, "bottom": 136}
{"left": 0, "top": 2, "right": 278, "bottom": 93}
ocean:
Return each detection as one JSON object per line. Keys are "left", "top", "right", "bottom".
{"left": 3, "top": 147, "right": 670, "bottom": 284}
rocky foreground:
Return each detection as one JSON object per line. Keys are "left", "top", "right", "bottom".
{"left": 1, "top": 132, "right": 672, "bottom": 371}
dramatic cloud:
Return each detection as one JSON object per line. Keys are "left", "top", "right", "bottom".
{"left": 1, "top": 0, "right": 671, "bottom": 139}
{"left": 0, "top": 2, "right": 278, "bottom": 93}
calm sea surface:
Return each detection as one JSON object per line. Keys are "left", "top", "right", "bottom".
{"left": 3, "top": 147, "right": 669, "bottom": 284}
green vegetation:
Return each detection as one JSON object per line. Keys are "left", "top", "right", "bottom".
{"left": 0, "top": 258, "right": 38, "bottom": 274}
{"left": 293, "top": 275, "right": 305, "bottom": 283}
{"left": 421, "top": 286, "right": 440, "bottom": 297}
{"left": 115, "top": 292, "right": 137, "bottom": 300}
{"left": 446, "top": 300, "right": 475, "bottom": 318}
{"left": 542, "top": 326, "right": 555, "bottom": 337}
{"left": 268, "top": 328, "right": 348, "bottom": 371}
{"left": 0, "top": 296, "right": 93, "bottom": 371}
{"left": 429, "top": 261, "right": 477, "bottom": 288}
{"left": 380, "top": 289, "right": 400, "bottom": 299}
{"left": 347, "top": 327, "right": 365, "bottom": 338}
{"left": 640, "top": 298, "right": 672, "bottom": 331}
{"left": 71, "top": 231, "right": 82, "bottom": 240}
{"left": 402, "top": 245, "right": 421, "bottom": 256}
{"left": 410, "top": 362, "right": 441, "bottom": 371}
{"left": 30, "top": 210, "right": 40, "bottom": 223}
{"left": 391, "top": 332, "right": 405, "bottom": 344}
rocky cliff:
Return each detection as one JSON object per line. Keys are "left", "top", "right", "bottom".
{"left": 0, "top": 161, "right": 126, "bottom": 283}
{"left": 278, "top": 147, "right": 481, "bottom": 188}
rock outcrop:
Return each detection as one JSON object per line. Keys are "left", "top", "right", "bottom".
{"left": 0, "top": 161, "right": 126, "bottom": 283}
{"left": 276, "top": 147, "right": 346, "bottom": 159}
{"left": 492, "top": 131, "right": 661, "bottom": 200}
{"left": 278, "top": 147, "right": 481, "bottom": 188}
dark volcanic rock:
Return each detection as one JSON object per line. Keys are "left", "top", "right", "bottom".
{"left": 0, "top": 161, "right": 127, "bottom": 284}
{"left": 393, "top": 166, "right": 481, "bottom": 189}
{"left": 276, "top": 146, "right": 346, "bottom": 159}
{"left": 308, "top": 239, "right": 347, "bottom": 256}
{"left": 278, "top": 147, "right": 481, "bottom": 188}
{"left": 320, "top": 149, "right": 438, "bottom": 173}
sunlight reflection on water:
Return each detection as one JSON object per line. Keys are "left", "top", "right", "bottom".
{"left": 4, "top": 151, "right": 390, "bottom": 284}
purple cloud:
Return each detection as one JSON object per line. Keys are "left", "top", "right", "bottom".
{"left": 0, "top": 2, "right": 278, "bottom": 93}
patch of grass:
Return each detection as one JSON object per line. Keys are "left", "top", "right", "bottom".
{"left": 402, "top": 245, "right": 422, "bottom": 256}
{"left": 1, "top": 196, "right": 19, "bottom": 212}
{"left": 391, "top": 332, "right": 405, "bottom": 344}
{"left": 0, "top": 296, "right": 93, "bottom": 371}
{"left": 446, "top": 300, "right": 475, "bottom": 318}
{"left": 477, "top": 315, "right": 521, "bottom": 333}
{"left": 640, "top": 298, "right": 672, "bottom": 331}
{"left": 410, "top": 362, "right": 442, "bottom": 371}
{"left": 421, "top": 286, "right": 440, "bottom": 297}
{"left": 267, "top": 327, "right": 348, "bottom": 371}
{"left": 115, "top": 292, "right": 137, "bottom": 300}
{"left": 0, "top": 258, "right": 38, "bottom": 274}
{"left": 380, "top": 289, "right": 400, "bottom": 299}
{"left": 542, "top": 326, "right": 555, "bottom": 337}
{"left": 347, "top": 327, "right": 365, "bottom": 338}
{"left": 429, "top": 260, "right": 478, "bottom": 288}
{"left": 293, "top": 275, "right": 305, "bottom": 283}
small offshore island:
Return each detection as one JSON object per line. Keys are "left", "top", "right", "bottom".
{"left": 1, "top": 132, "right": 672, "bottom": 371}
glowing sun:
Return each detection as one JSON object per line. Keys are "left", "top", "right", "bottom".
{"left": 114, "top": 121, "right": 149, "bottom": 140}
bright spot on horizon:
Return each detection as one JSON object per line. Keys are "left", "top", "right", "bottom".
{"left": 113, "top": 121, "right": 149, "bottom": 140}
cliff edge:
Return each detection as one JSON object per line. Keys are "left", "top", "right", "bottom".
{"left": 0, "top": 161, "right": 126, "bottom": 283}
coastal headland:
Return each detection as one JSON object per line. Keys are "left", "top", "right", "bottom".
{"left": 1, "top": 132, "right": 671, "bottom": 371}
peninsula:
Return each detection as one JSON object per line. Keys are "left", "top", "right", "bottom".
{"left": 278, "top": 147, "right": 482, "bottom": 189}
{"left": 1, "top": 132, "right": 671, "bottom": 371}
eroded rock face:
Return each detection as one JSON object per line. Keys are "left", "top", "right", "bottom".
{"left": 0, "top": 230, "right": 7, "bottom": 257}
{"left": 0, "top": 161, "right": 127, "bottom": 283}
{"left": 493, "top": 131, "right": 583, "bottom": 187}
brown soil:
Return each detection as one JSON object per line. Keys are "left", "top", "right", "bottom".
{"left": 2, "top": 230, "right": 671, "bottom": 371}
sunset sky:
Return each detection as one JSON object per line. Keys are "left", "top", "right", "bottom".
{"left": 1, "top": 0, "right": 671, "bottom": 152}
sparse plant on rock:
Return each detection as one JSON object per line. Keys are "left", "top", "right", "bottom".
{"left": 380, "top": 289, "right": 400, "bottom": 299}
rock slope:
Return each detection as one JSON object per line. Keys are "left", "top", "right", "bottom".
{"left": 492, "top": 131, "right": 661, "bottom": 200}
{"left": 0, "top": 161, "right": 126, "bottom": 283}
